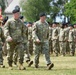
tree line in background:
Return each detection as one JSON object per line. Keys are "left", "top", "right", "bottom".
{"left": 20, "top": 0, "right": 69, "bottom": 23}
{"left": 0, "top": 0, "right": 76, "bottom": 24}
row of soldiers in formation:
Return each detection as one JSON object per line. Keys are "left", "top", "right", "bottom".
{"left": 49, "top": 22, "right": 76, "bottom": 56}
{"left": 0, "top": 8, "right": 76, "bottom": 70}
{"left": 0, "top": 7, "right": 54, "bottom": 70}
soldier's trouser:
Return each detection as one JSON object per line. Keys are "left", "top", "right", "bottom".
{"left": 28, "top": 40, "right": 33, "bottom": 55}
{"left": 59, "top": 42, "right": 66, "bottom": 55}
{"left": 75, "top": 42, "right": 76, "bottom": 50}
{"left": 33, "top": 41, "right": 51, "bottom": 65}
{"left": 66, "top": 41, "right": 70, "bottom": 53}
{"left": 24, "top": 43, "right": 30, "bottom": 62}
{"left": 52, "top": 40, "right": 59, "bottom": 55}
{"left": 7, "top": 42, "right": 24, "bottom": 66}
{"left": 3, "top": 42, "right": 7, "bottom": 56}
{"left": 13, "top": 50, "right": 18, "bottom": 64}
{"left": 0, "top": 47, "right": 3, "bottom": 65}
{"left": 49, "top": 40, "right": 53, "bottom": 53}
{"left": 69, "top": 42, "right": 75, "bottom": 54}
{"left": 13, "top": 42, "right": 30, "bottom": 63}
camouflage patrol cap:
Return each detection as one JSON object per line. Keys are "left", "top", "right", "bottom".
{"left": 15, "top": 5, "right": 20, "bottom": 11}
{"left": 12, "top": 9, "right": 20, "bottom": 13}
{"left": 39, "top": 12, "right": 46, "bottom": 17}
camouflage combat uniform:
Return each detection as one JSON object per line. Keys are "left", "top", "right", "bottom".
{"left": 68, "top": 28, "right": 75, "bottom": 56}
{"left": 27, "top": 26, "right": 33, "bottom": 55}
{"left": 32, "top": 20, "right": 53, "bottom": 69}
{"left": 64, "top": 27, "right": 70, "bottom": 54}
{"left": 59, "top": 28, "right": 66, "bottom": 56}
{"left": 23, "top": 25, "right": 33, "bottom": 67}
{"left": 0, "top": 26, "right": 5, "bottom": 67}
{"left": 4, "top": 18, "right": 26, "bottom": 69}
{"left": 49, "top": 26, "right": 53, "bottom": 54}
{"left": 74, "top": 28, "right": 76, "bottom": 50}
{"left": 52, "top": 27, "right": 59, "bottom": 56}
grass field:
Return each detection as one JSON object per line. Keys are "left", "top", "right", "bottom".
{"left": 0, "top": 55, "right": 76, "bottom": 75}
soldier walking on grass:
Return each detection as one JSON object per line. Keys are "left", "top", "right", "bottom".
{"left": 4, "top": 7, "right": 26, "bottom": 70}
{"left": 32, "top": 12, "right": 54, "bottom": 70}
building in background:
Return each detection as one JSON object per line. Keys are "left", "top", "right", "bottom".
{"left": 4, "top": 0, "right": 23, "bottom": 18}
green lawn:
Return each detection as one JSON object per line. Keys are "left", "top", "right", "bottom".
{"left": 0, "top": 55, "right": 76, "bottom": 75}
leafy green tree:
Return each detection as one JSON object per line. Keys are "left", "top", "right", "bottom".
{"left": 56, "top": 0, "right": 68, "bottom": 22}
{"left": 20, "top": 0, "right": 52, "bottom": 22}
{"left": 0, "top": 0, "right": 6, "bottom": 13}
{"left": 64, "top": 0, "right": 76, "bottom": 23}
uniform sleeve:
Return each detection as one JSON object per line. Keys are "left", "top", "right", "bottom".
{"left": 1, "top": 28, "right": 5, "bottom": 43}
{"left": 73, "top": 29, "right": 76, "bottom": 40}
{"left": 28, "top": 27, "right": 32, "bottom": 41}
{"left": 4, "top": 20, "right": 11, "bottom": 39}
{"left": 32, "top": 23, "right": 39, "bottom": 42}
{"left": 64, "top": 28, "right": 69, "bottom": 41}
{"left": 48, "top": 27, "right": 52, "bottom": 41}
{"left": 55, "top": 28, "right": 59, "bottom": 39}
{"left": 22, "top": 23, "right": 28, "bottom": 41}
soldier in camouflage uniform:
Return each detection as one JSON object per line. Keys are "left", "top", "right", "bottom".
{"left": 0, "top": 20, "right": 5, "bottom": 68}
{"left": 4, "top": 8, "right": 26, "bottom": 70}
{"left": 59, "top": 24, "right": 66, "bottom": 56}
{"left": 52, "top": 22, "right": 59, "bottom": 56}
{"left": 13, "top": 15, "right": 33, "bottom": 68}
{"left": 2, "top": 16, "right": 9, "bottom": 56}
{"left": 68, "top": 25, "right": 75, "bottom": 56}
{"left": 74, "top": 24, "right": 76, "bottom": 50}
{"left": 27, "top": 22, "right": 33, "bottom": 55}
{"left": 49, "top": 23, "right": 53, "bottom": 54}
{"left": 63, "top": 23, "right": 70, "bottom": 54}
{"left": 23, "top": 23, "right": 33, "bottom": 67}
{"left": 32, "top": 12, "right": 54, "bottom": 70}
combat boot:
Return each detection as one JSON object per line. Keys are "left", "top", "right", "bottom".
{"left": 0, "top": 65, "right": 5, "bottom": 68}
{"left": 47, "top": 63, "right": 54, "bottom": 70}
{"left": 26, "top": 60, "right": 30, "bottom": 63}
{"left": 71, "top": 52, "right": 75, "bottom": 56}
{"left": 13, "top": 62, "right": 18, "bottom": 67}
{"left": 70, "top": 52, "right": 75, "bottom": 56}
{"left": 8, "top": 61, "right": 13, "bottom": 70}
{"left": 18, "top": 64, "right": 26, "bottom": 70}
{"left": 8, "top": 64, "right": 13, "bottom": 70}
{"left": 35, "top": 64, "right": 39, "bottom": 68}
{"left": 56, "top": 53, "right": 58, "bottom": 56}
{"left": 28, "top": 61, "right": 33, "bottom": 67}
{"left": 0, "top": 61, "right": 5, "bottom": 68}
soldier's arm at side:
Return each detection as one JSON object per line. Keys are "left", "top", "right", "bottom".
{"left": 73, "top": 29, "right": 76, "bottom": 42}
{"left": 4, "top": 20, "right": 13, "bottom": 42}
{"left": 1, "top": 28, "right": 5, "bottom": 44}
{"left": 49, "top": 27, "right": 52, "bottom": 41}
{"left": 32, "top": 23, "right": 40, "bottom": 43}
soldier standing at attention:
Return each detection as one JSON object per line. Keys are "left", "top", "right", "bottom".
{"left": 74, "top": 24, "right": 76, "bottom": 50}
{"left": 0, "top": 20, "right": 5, "bottom": 68}
{"left": 52, "top": 22, "right": 59, "bottom": 56}
{"left": 4, "top": 8, "right": 26, "bottom": 70}
{"left": 68, "top": 25, "right": 75, "bottom": 56}
{"left": 59, "top": 24, "right": 66, "bottom": 56}
{"left": 64, "top": 23, "right": 70, "bottom": 54}
{"left": 32, "top": 12, "right": 54, "bottom": 70}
